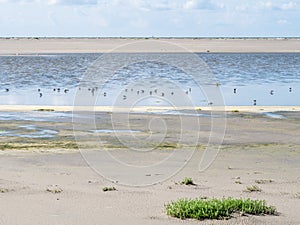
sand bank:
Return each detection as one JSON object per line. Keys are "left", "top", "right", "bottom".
{"left": 1, "top": 38, "right": 300, "bottom": 54}
{"left": 0, "top": 105, "right": 300, "bottom": 113}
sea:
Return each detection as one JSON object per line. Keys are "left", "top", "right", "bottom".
{"left": 0, "top": 53, "right": 299, "bottom": 106}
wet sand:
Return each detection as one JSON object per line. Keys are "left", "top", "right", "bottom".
{"left": 0, "top": 110, "right": 299, "bottom": 224}
{"left": 1, "top": 38, "right": 300, "bottom": 54}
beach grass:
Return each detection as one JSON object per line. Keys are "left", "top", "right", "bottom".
{"left": 180, "top": 177, "right": 195, "bottom": 185}
{"left": 245, "top": 185, "right": 262, "bottom": 192}
{"left": 165, "top": 197, "right": 277, "bottom": 220}
{"left": 102, "top": 186, "right": 117, "bottom": 192}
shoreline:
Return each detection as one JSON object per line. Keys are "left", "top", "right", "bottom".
{"left": 0, "top": 105, "right": 299, "bottom": 113}
{"left": 1, "top": 38, "right": 300, "bottom": 54}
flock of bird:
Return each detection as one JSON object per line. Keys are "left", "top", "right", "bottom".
{"left": 3, "top": 86, "right": 293, "bottom": 106}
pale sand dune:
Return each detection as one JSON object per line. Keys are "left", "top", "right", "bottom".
{"left": 0, "top": 38, "right": 300, "bottom": 54}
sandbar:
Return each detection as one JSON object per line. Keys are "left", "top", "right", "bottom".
{"left": 1, "top": 38, "right": 300, "bottom": 55}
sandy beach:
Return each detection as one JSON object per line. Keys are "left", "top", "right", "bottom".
{"left": 0, "top": 108, "right": 300, "bottom": 224}
{"left": 0, "top": 38, "right": 299, "bottom": 224}
{"left": 1, "top": 38, "right": 300, "bottom": 54}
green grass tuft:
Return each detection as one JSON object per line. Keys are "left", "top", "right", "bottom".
{"left": 180, "top": 177, "right": 195, "bottom": 185}
{"left": 102, "top": 186, "right": 117, "bottom": 192}
{"left": 165, "top": 197, "right": 277, "bottom": 220}
{"left": 245, "top": 185, "right": 262, "bottom": 192}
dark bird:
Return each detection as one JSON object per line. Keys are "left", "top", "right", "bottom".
{"left": 208, "top": 102, "right": 213, "bottom": 106}
{"left": 64, "top": 89, "right": 69, "bottom": 93}
{"left": 125, "top": 89, "right": 128, "bottom": 92}
{"left": 137, "top": 91, "right": 140, "bottom": 95}
{"left": 171, "top": 92, "right": 174, "bottom": 95}
{"left": 131, "top": 88, "right": 133, "bottom": 92}
{"left": 289, "top": 87, "right": 292, "bottom": 92}
{"left": 57, "top": 88, "right": 60, "bottom": 92}
{"left": 38, "top": 89, "right": 41, "bottom": 92}
{"left": 189, "top": 88, "right": 192, "bottom": 92}
{"left": 53, "top": 88, "right": 56, "bottom": 91}
{"left": 104, "top": 92, "right": 107, "bottom": 97}
{"left": 5, "top": 88, "right": 9, "bottom": 92}
{"left": 270, "top": 90, "right": 274, "bottom": 95}
{"left": 39, "top": 93, "right": 42, "bottom": 98}
{"left": 233, "top": 88, "right": 237, "bottom": 94}
{"left": 185, "top": 91, "right": 188, "bottom": 95}
{"left": 123, "top": 95, "right": 127, "bottom": 100}
{"left": 141, "top": 90, "right": 144, "bottom": 94}
{"left": 154, "top": 89, "right": 157, "bottom": 94}
{"left": 253, "top": 100, "right": 257, "bottom": 106}
{"left": 161, "top": 92, "right": 165, "bottom": 97}
{"left": 150, "top": 91, "right": 152, "bottom": 95}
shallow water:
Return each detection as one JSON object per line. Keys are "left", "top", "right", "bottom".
{"left": 0, "top": 53, "right": 299, "bottom": 106}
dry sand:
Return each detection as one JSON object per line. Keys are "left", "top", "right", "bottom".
{"left": 0, "top": 110, "right": 299, "bottom": 225}
{"left": 0, "top": 38, "right": 300, "bottom": 54}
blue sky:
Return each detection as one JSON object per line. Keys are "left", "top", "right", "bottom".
{"left": 0, "top": 0, "right": 299, "bottom": 37}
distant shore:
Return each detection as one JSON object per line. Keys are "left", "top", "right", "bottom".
{"left": 1, "top": 38, "right": 300, "bottom": 54}
{"left": 1, "top": 105, "right": 300, "bottom": 113}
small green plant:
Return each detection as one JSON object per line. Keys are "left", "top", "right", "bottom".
{"left": 235, "top": 180, "right": 242, "bottom": 184}
{"left": 231, "top": 110, "right": 239, "bottom": 113}
{"left": 46, "top": 185, "right": 63, "bottom": 194}
{"left": 102, "top": 186, "right": 117, "bottom": 192}
{"left": 180, "top": 177, "right": 195, "bottom": 185}
{"left": 245, "top": 185, "right": 262, "bottom": 192}
{"left": 165, "top": 197, "right": 277, "bottom": 220}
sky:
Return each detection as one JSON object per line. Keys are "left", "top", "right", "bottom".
{"left": 0, "top": 0, "right": 299, "bottom": 37}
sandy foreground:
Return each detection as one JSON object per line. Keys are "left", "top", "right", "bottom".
{"left": 0, "top": 109, "right": 299, "bottom": 225}
{"left": 0, "top": 38, "right": 300, "bottom": 54}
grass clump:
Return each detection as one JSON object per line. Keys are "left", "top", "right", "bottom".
{"left": 245, "top": 185, "right": 262, "bottom": 192}
{"left": 46, "top": 185, "right": 63, "bottom": 194}
{"left": 102, "top": 186, "right": 117, "bottom": 192}
{"left": 180, "top": 177, "right": 195, "bottom": 186}
{"left": 165, "top": 197, "right": 277, "bottom": 220}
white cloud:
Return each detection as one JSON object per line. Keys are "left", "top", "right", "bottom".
{"left": 277, "top": 19, "right": 288, "bottom": 25}
{"left": 183, "top": 0, "right": 217, "bottom": 10}
{"left": 280, "top": 1, "right": 297, "bottom": 10}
